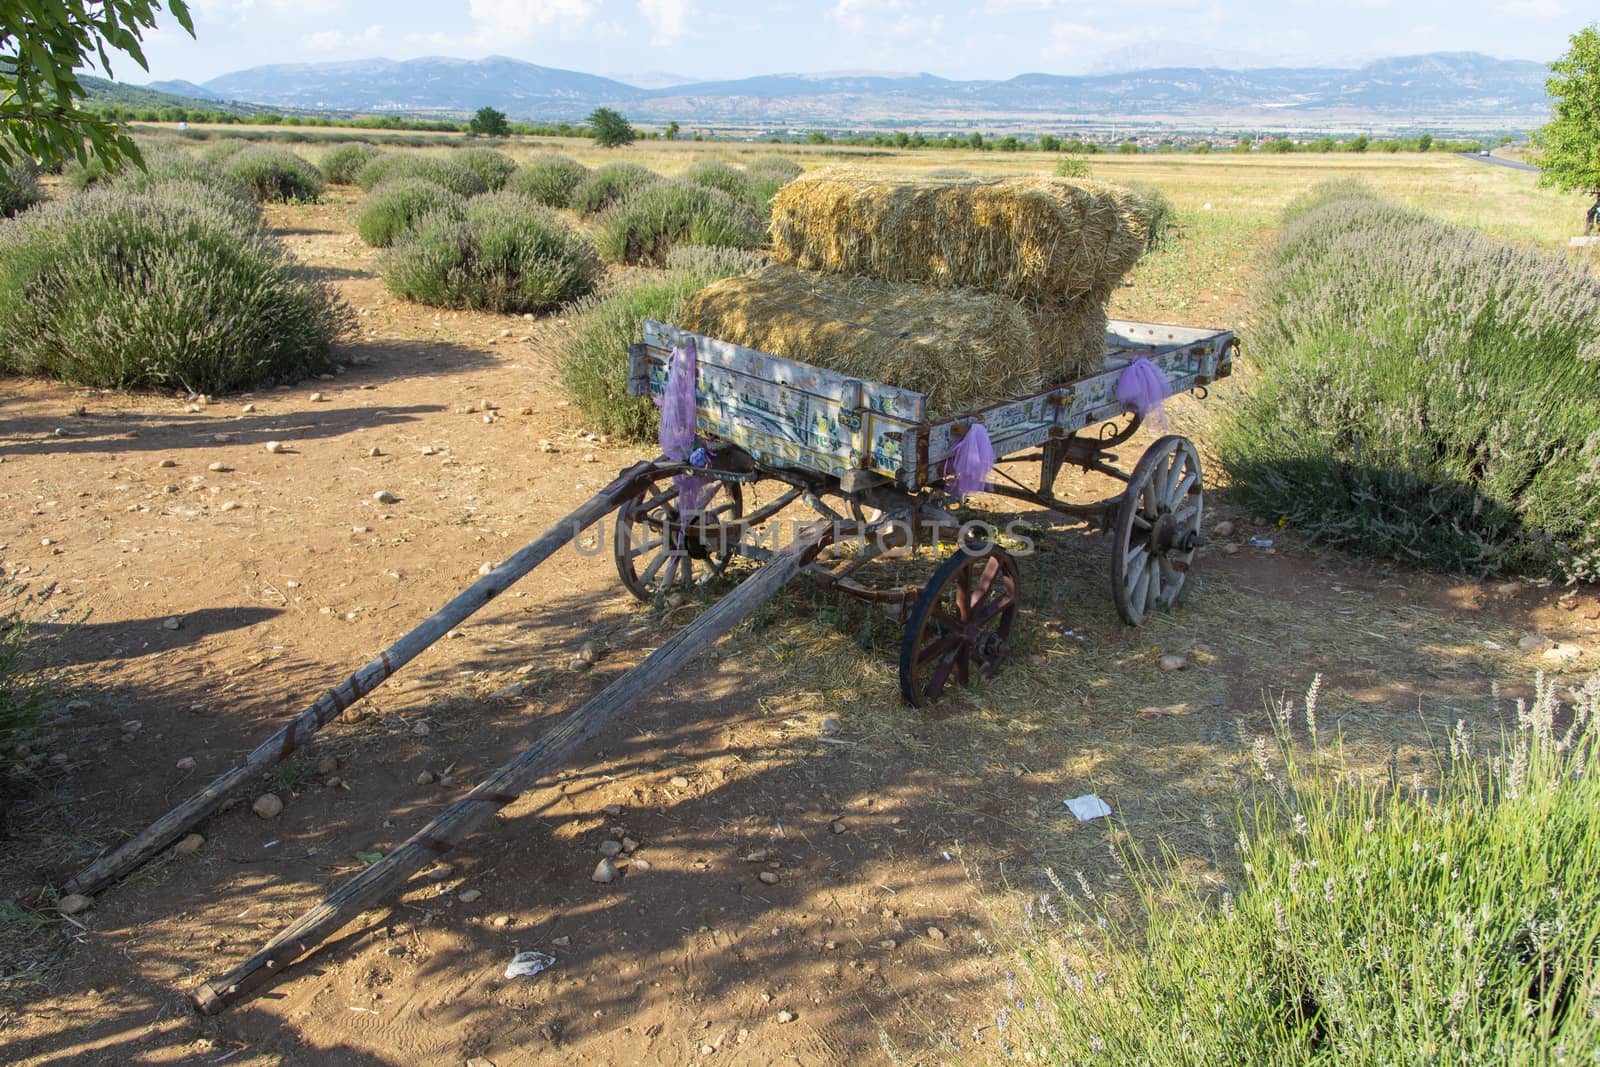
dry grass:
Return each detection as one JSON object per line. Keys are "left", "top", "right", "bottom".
{"left": 680, "top": 264, "right": 1108, "bottom": 414}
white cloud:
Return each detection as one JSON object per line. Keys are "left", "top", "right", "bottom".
{"left": 829, "top": 0, "right": 905, "bottom": 33}
{"left": 1497, "top": 0, "right": 1566, "bottom": 16}
{"left": 639, "top": 0, "right": 693, "bottom": 45}
{"left": 467, "top": 0, "right": 599, "bottom": 41}
{"left": 1042, "top": 21, "right": 1146, "bottom": 70}
{"left": 303, "top": 24, "right": 385, "bottom": 52}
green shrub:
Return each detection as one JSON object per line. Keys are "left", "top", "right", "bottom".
{"left": 1124, "top": 180, "right": 1175, "bottom": 250}
{"left": 0, "top": 570, "right": 60, "bottom": 784}
{"left": 355, "top": 153, "right": 489, "bottom": 197}
{"left": 320, "top": 142, "right": 383, "bottom": 184}
{"left": 110, "top": 149, "right": 257, "bottom": 216}
{"left": 454, "top": 148, "right": 517, "bottom": 191}
{"left": 0, "top": 187, "right": 353, "bottom": 393}
{"left": 663, "top": 244, "right": 768, "bottom": 277}
{"left": 507, "top": 154, "right": 589, "bottom": 208}
{"left": 570, "top": 162, "right": 661, "bottom": 216}
{"left": 65, "top": 157, "right": 111, "bottom": 190}
{"left": 1217, "top": 183, "right": 1600, "bottom": 579}
{"left": 557, "top": 256, "right": 749, "bottom": 441}
{"left": 381, "top": 191, "right": 602, "bottom": 314}
{"left": 1055, "top": 155, "right": 1090, "bottom": 178}
{"left": 1009, "top": 674, "right": 1600, "bottom": 1065}
{"left": 744, "top": 156, "right": 803, "bottom": 184}
{"left": 594, "top": 181, "right": 764, "bottom": 266}
{"left": 0, "top": 161, "right": 43, "bottom": 218}
{"left": 223, "top": 146, "right": 325, "bottom": 203}
{"left": 681, "top": 160, "right": 752, "bottom": 202}
{"left": 357, "top": 178, "right": 465, "bottom": 247}
{"left": 200, "top": 139, "right": 250, "bottom": 166}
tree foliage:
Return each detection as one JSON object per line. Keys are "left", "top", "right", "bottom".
{"left": 1, "top": 0, "right": 193, "bottom": 168}
{"left": 587, "top": 107, "right": 635, "bottom": 148}
{"left": 1533, "top": 23, "right": 1600, "bottom": 221}
{"left": 469, "top": 106, "right": 509, "bottom": 137}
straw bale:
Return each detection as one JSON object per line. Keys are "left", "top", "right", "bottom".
{"left": 680, "top": 265, "right": 1108, "bottom": 415}
{"left": 769, "top": 167, "right": 1149, "bottom": 299}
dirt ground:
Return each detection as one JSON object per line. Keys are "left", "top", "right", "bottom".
{"left": 2, "top": 190, "right": 1597, "bottom": 1066}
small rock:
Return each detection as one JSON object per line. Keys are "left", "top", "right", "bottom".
{"left": 211, "top": 433, "right": 235, "bottom": 444}
{"left": 1212, "top": 520, "right": 1235, "bottom": 538}
{"left": 669, "top": 775, "right": 689, "bottom": 789}
{"left": 1221, "top": 543, "right": 1240, "bottom": 556}
{"left": 316, "top": 756, "right": 339, "bottom": 776}
{"left": 601, "top": 803, "right": 623, "bottom": 816}
{"left": 241, "top": 403, "right": 256, "bottom": 413}
{"left": 252, "top": 793, "right": 284, "bottom": 819}
{"left": 622, "top": 836, "right": 639, "bottom": 853}
{"left": 158, "top": 458, "right": 177, "bottom": 469}
{"left": 598, "top": 839, "right": 624, "bottom": 858}
{"left": 478, "top": 399, "right": 498, "bottom": 411}
{"left": 926, "top": 925, "right": 946, "bottom": 941}
{"left": 578, "top": 641, "right": 599, "bottom": 665}
{"left": 1158, "top": 654, "right": 1187, "bottom": 672}
{"left": 50, "top": 752, "right": 69, "bottom": 765}
{"left": 310, "top": 392, "right": 326, "bottom": 402}
{"left": 479, "top": 561, "right": 496, "bottom": 576}
{"left": 416, "top": 770, "right": 436, "bottom": 785}
{"left": 57, "top": 894, "right": 93, "bottom": 916}
{"left": 592, "top": 858, "right": 619, "bottom": 883}
{"left": 425, "top": 863, "right": 454, "bottom": 881}
{"left": 539, "top": 440, "right": 556, "bottom": 453}
{"left": 830, "top": 819, "right": 847, "bottom": 835}
{"left": 373, "top": 489, "right": 398, "bottom": 504}
{"left": 162, "top": 616, "right": 182, "bottom": 631}
{"left": 632, "top": 858, "right": 652, "bottom": 871}
{"left": 466, "top": 1057, "right": 495, "bottom": 1067}
{"left": 776, "top": 1010, "right": 796, "bottom": 1024}
{"left": 353, "top": 525, "right": 371, "bottom": 534}
{"left": 208, "top": 461, "right": 227, "bottom": 473}
{"left": 759, "top": 871, "right": 781, "bottom": 885}
{"left": 820, "top": 716, "right": 842, "bottom": 735}
{"left": 368, "top": 446, "right": 383, "bottom": 458}
{"left": 174, "top": 833, "right": 205, "bottom": 856}
{"left": 1518, "top": 634, "right": 1556, "bottom": 652}
{"left": 264, "top": 440, "right": 285, "bottom": 454}
{"left": 582, "top": 453, "right": 597, "bottom": 463}
{"left": 412, "top": 722, "right": 431, "bottom": 737}
{"left": 420, "top": 445, "right": 437, "bottom": 456}
{"left": 492, "top": 915, "right": 511, "bottom": 928}
{"left": 176, "top": 756, "right": 197, "bottom": 771}
{"left": 744, "top": 849, "right": 769, "bottom": 863}
{"left": 458, "top": 888, "right": 482, "bottom": 903}
{"left": 552, "top": 935, "right": 571, "bottom": 947}
{"left": 877, "top": 939, "right": 897, "bottom": 950}
{"left": 1496, "top": 581, "right": 1524, "bottom": 598}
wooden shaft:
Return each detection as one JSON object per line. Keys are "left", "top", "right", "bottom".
{"left": 65, "top": 462, "right": 657, "bottom": 899}
{"left": 192, "top": 520, "right": 827, "bottom": 1015}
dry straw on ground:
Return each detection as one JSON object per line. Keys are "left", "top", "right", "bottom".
{"left": 769, "top": 167, "right": 1149, "bottom": 300}
{"left": 681, "top": 265, "right": 1109, "bottom": 414}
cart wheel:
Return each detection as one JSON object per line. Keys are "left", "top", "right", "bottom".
{"left": 899, "top": 544, "right": 1021, "bottom": 708}
{"left": 614, "top": 470, "right": 744, "bottom": 602}
{"left": 1111, "top": 434, "right": 1203, "bottom": 626}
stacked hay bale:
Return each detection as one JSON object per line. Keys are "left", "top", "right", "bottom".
{"left": 680, "top": 167, "right": 1151, "bottom": 415}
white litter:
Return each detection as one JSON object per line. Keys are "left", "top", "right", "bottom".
{"left": 504, "top": 950, "right": 556, "bottom": 980}
{"left": 1248, "top": 537, "right": 1275, "bottom": 548}
{"left": 1064, "top": 794, "right": 1112, "bottom": 822}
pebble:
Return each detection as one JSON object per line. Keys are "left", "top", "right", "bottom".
{"left": 57, "top": 894, "right": 93, "bottom": 915}
{"left": 478, "top": 399, "right": 498, "bottom": 411}
{"left": 252, "top": 793, "right": 284, "bottom": 819}
{"left": 310, "top": 392, "right": 326, "bottom": 402}
{"left": 776, "top": 1010, "right": 796, "bottom": 1024}
{"left": 669, "top": 775, "right": 689, "bottom": 789}
{"left": 820, "top": 716, "right": 842, "bottom": 735}
{"left": 830, "top": 819, "right": 847, "bottom": 835}
{"left": 242, "top": 403, "right": 256, "bottom": 413}
{"left": 598, "top": 839, "right": 624, "bottom": 858}
{"left": 631, "top": 858, "right": 652, "bottom": 871}
{"left": 582, "top": 453, "right": 597, "bottom": 463}
{"left": 1519, "top": 634, "right": 1556, "bottom": 651}
{"left": 466, "top": 1057, "right": 495, "bottom": 1067}
{"left": 416, "top": 770, "right": 436, "bottom": 785}
{"left": 492, "top": 914, "right": 511, "bottom": 928}
{"left": 158, "top": 458, "right": 177, "bottom": 469}
{"left": 176, "top": 756, "right": 197, "bottom": 771}
{"left": 1496, "top": 581, "right": 1524, "bottom": 598}
{"left": 1159, "top": 654, "right": 1187, "bottom": 672}
{"left": 264, "top": 441, "right": 285, "bottom": 454}
{"left": 174, "top": 833, "right": 205, "bottom": 856}
{"left": 412, "top": 722, "right": 431, "bottom": 737}
{"left": 592, "top": 858, "right": 619, "bottom": 883}
{"left": 420, "top": 445, "right": 437, "bottom": 456}
{"left": 373, "top": 489, "right": 398, "bottom": 504}
{"left": 425, "top": 863, "right": 454, "bottom": 881}
{"left": 368, "top": 447, "right": 383, "bottom": 458}
{"left": 220, "top": 502, "right": 238, "bottom": 512}
{"left": 208, "top": 461, "right": 227, "bottom": 473}
{"left": 457, "top": 888, "right": 482, "bottom": 903}
{"left": 758, "top": 871, "right": 781, "bottom": 885}
{"left": 478, "top": 561, "right": 496, "bottom": 576}
{"left": 926, "top": 925, "right": 946, "bottom": 941}
{"left": 622, "top": 836, "right": 639, "bottom": 853}
{"left": 877, "top": 939, "right": 897, "bottom": 950}
{"left": 578, "top": 641, "right": 599, "bottom": 665}
{"left": 1212, "top": 520, "right": 1235, "bottom": 538}
{"left": 162, "top": 616, "right": 183, "bottom": 631}
{"left": 601, "top": 803, "right": 623, "bottom": 816}
{"left": 212, "top": 434, "right": 235, "bottom": 444}
{"left": 1221, "top": 543, "right": 1240, "bottom": 556}
{"left": 316, "top": 756, "right": 339, "bottom": 776}
{"left": 539, "top": 440, "right": 556, "bottom": 453}
{"left": 40, "top": 538, "right": 54, "bottom": 547}
{"left": 744, "top": 849, "right": 769, "bottom": 863}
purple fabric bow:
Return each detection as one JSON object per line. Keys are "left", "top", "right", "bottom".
{"left": 654, "top": 340, "right": 715, "bottom": 519}
{"left": 945, "top": 423, "right": 996, "bottom": 500}
{"left": 1116, "top": 356, "right": 1171, "bottom": 430}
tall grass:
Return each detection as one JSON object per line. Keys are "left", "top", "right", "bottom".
{"left": 381, "top": 192, "right": 601, "bottom": 314}
{"left": 1007, "top": 673, "right": 1600, "bottom": 1065}
{"left": 1217, "top": 183, "right": 1600, "bottom": 579}
{"left": 0, "top": 187, "right": 352, "bottom": 392}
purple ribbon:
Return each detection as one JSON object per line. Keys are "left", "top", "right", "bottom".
{"left": 945, "top": 423, "right": 996, "bottom": 499}
{"left": 1116, "top": 356, "right": 1171, "bottom": 430}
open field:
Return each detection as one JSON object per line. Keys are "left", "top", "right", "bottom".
{"left": 1, "top": 137, "right": 1596, "bottom": 1065}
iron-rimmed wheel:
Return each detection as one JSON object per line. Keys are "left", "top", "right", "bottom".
{"left": 1110, "top": 434, "right": 1203, "bottom": 626}
{"left": 898, "top": 544, "right": 1021, "bottom": 707}
{"left": 614, "top": 470, "right": 744, "bottom": 601}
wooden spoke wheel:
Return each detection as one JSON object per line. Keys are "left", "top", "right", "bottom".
{"left": 1111, "top": 434, "right": 1203, "bottom": 626}
{"left": 898, "top": 544, "right": 1021, "bottom": 708}
{"left": 614, "top": 470, "right": 744, "bottom": 601}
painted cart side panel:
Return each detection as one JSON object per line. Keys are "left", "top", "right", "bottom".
{"left": 627, "top": 319, "right": 1234, "bottom": 489}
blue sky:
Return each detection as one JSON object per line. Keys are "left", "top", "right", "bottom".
{"left": 131, "top": 0, "right": 1585, "bottom": 84}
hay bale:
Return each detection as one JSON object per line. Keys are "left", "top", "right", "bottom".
{"left": 680, "top": 265, "right": 1108, "bottom": 415}
{"left": 769, "top": 167, "right": 1149, "bottom": 300}
{"left": 1029, "top": 295, "right": 1111, "bottom": 384}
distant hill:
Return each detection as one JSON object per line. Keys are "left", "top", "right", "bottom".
{"left": 82, "top": 75, "right": 266, "bottom": 115}
{"left": 131, "top": 51, "right": 1552, "bottom": 129}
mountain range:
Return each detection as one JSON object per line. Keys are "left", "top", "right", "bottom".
{"left": 139, "top": 52, "right": 1551, "bottom": 129}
